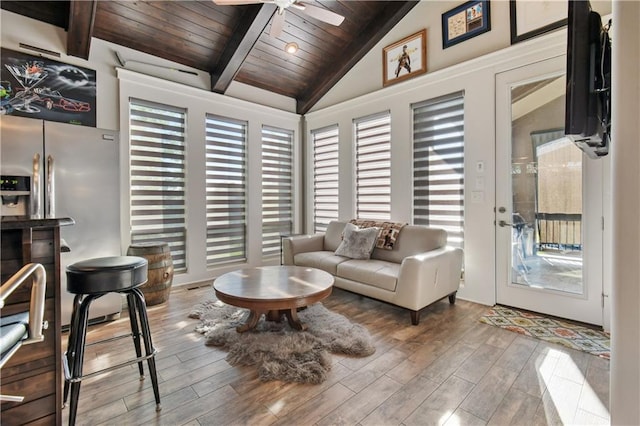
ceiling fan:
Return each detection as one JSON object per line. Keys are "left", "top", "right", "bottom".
{"left": 213, "top": 0, "right": 345, "bottom": 37}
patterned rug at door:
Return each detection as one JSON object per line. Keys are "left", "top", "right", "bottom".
{"left": 479, "top": 305, "right": 610, "bottom": 359}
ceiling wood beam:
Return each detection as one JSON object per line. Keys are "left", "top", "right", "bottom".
{"left": 66, "top": 0, "right": 96, "bottom": 59}
{"left": 296, "top": 1, "right": 420, "bottom": 115}
{"left": 211, "top": 4, "right": 277, "bottom": 94}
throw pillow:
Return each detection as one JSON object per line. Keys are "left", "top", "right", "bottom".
{"left": 334, "top": 223, "right": 378, "bottom": 259}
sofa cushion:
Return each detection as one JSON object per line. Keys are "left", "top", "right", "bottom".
{"left": 371, "top": 225, "right": 447, "bottom": 264}
{"left": 334, "top": 223, "right": 378, "bottom": 259}
{"left": 294, "top": 251, "right": 350, "bottom": 275}
{"left": 324, "top": 221, "right": 347, "bottom": 252}
{"left": 336, "top": 259, "right": 400, "bottom": 292}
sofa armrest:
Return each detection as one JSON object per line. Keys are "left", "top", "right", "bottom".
{"left": 282, "top": 234, "right": 325, "bottom": 265}
{"left": 394, "top": 246, "right": 464, "bottom": 310}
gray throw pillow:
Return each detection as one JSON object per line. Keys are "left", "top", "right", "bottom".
{"left": 334, "top": 223, "right": 379, "bottom": 259}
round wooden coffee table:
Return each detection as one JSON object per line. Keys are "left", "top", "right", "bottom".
{"left": 213, "top": 265, "right": 334, "bottom": 333}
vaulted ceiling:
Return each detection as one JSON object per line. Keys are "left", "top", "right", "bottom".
{"left": 1, "top": 1, "right": 419, "bottom": 114}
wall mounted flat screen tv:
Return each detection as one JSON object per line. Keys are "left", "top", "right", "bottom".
{"left": 564, "top": 0, "right": 612, "bottom": 159}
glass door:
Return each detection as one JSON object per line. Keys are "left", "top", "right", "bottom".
{"left": 495, "top": 56, "right": 604, "bottom": 326}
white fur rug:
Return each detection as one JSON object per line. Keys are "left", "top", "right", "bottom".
{"left": 188, "top": 301, "right": 375, "bottom": 384}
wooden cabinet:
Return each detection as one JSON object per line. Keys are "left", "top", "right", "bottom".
{"left": 1, "top": 218, "right": 72, "bottom": 426}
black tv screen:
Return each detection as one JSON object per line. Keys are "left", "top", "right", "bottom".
{"left": 564, "top": 0, "right": 612, "bottom": 159}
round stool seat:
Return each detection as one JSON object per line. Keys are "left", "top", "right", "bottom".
{"left": 66, "top": 256, "right": 148, "bottom": 295}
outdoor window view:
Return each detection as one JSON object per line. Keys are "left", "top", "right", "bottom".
{"left": 510, "top": 77, "right": 583, "bottom": 294}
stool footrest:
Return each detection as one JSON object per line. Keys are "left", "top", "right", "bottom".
{"left": 84, "top": 332, "right": 135, "bottom": 348}
{"left": 64, "top": 349, "right": 158, "bottom": 383}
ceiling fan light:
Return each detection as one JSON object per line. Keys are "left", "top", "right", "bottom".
{"left": 285, "top": 42, "right": 299, "bottom": 54}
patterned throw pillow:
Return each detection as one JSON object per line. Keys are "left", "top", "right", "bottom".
{"left": 349, "top": 219, "right": 407, "bottom": 250}
{"left": 334, "top": 223, "right": 379, "bottom": 259}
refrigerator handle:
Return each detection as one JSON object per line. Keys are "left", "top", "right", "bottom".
{"left": 46, "top": 155, "right": 55, "bottom": 218}
{"left": 32, "top": 153, "right": 41, "bottom": 218}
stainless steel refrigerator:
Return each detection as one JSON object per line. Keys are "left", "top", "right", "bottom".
{"left": 0, "top": 114, "right": 122, "bottom": 326}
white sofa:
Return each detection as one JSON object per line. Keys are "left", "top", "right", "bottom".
{"left": 282, "top": 221, "right": 464, "bottom": 325}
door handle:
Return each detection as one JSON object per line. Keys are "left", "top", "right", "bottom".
{"left": 32, "top": 153, "right": 41, "bottom": 218}
{"left": 498, "top": 220, "right": 513, "bottom": 227}
{"left": 46, "top": 155, "right": 55, "bottom": 218}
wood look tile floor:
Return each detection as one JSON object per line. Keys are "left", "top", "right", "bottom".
{"left": 62, "top": 285, "right": 610, "bottom": 425}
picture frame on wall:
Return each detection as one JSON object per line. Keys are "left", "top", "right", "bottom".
{"left": 1, "top": 48, "right": 97, "bottom": 127}
{"left": 382, "top": 29, "right": 427, "bottom": 87}
{"left": 510, "top": 0, "right": 568, "bottom": 44}
{"left": 442, "top": 0, "right": 491, "bottom": 49}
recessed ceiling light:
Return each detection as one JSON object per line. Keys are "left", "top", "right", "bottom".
{"left": 285, "top": 42, "right": 298, "bottom": 54}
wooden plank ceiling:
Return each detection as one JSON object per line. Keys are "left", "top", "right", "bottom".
{"left": 1, "top": 0, "right": 419, "bottom": 114}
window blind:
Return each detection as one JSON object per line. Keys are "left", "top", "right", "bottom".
{"left": 262, "top": 125, "right": 293, "bottom": 258}
{"left": 354, "top": 112, "right": 391, "bottom": 220}
{"left": 311, "top": 125, "right": 339, "bottom": 233}
{"left": 129, "top": 98, "right": 187, "bottom": 271}
{"left": 205, "top": 114, "right": 247, "bottom": 266}
{"left": 412, "top": 92, "right": 465, "bottom": 248}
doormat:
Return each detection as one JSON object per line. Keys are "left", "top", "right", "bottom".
{"left": 479, "top": 305, "right": 610, "bottom": 359}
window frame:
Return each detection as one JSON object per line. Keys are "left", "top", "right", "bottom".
{"left": 311, "top": 124, "right": 340, "bottom": 233}
{"left": 261, "top": 124, "right": 294, "bottom": 259}
{"left": 204, "top": 113, "right": 248, "bottom": 267}
{"left": 353, "top": 111, "right": 392, "bottom": 221}
{"left": 411, "top": 91, "right": 465, "bottom": 248}
{"left": 128, "top": 98, "right": 188, "bottom": 272}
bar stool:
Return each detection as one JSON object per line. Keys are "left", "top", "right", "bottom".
{"left": 63, "top": 256, "right": 161, "bottom": 425}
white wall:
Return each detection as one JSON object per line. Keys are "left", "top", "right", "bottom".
{"left": 313, "top": 0, "right": 611, "bottom": 112}
{"left": 610, "top": 2, "right": 640, "bottom": 424}
{"left": 312, "top": 0, "right": 510, "bottom": 111}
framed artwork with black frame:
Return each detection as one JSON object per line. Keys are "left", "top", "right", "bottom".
{"left": 510, "top": 0, "right": 567, "bottom": 44}
{"left": 442, "top": 0, "right": 491, "bottom": 49}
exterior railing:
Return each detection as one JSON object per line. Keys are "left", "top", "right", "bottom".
{"left": 535, "top": 212, "right": 582, "bottom": 251}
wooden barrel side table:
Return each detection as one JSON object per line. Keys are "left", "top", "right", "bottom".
{"left": 126, "top": 242, "right": 174, "bottom": 305}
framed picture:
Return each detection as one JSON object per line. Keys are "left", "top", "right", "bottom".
{"left": 382, "top": 29, "right": 427, "bottom": 87}
{"left": 442, "top": 0, "right": 491, "bottom": 49}
{"left": 510, "top": 0, "right": 567, "bottom": 44}
{"left": 1, "top": 48, "right": 96, "bottom": 127}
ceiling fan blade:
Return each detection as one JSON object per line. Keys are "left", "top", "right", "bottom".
{"left": 212, "top": 0, "right": 268, "bottom": 5}
{"left": 297, "top": 2, "right": 344, "bottom": 26}
{"left": 270, "top": 10, "right": 285, "bottom": 37}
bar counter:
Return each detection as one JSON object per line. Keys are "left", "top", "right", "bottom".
{"left": 1, "top": 216, "right": 74, "bottom": 425}
{"left": 1, "top": 216, "right": 75, "bottom": 229}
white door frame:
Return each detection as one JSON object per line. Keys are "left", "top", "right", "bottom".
{"left": 495, "top": 55, "right": 605, "bottom": 326}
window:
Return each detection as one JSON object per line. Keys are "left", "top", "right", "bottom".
{"left": 262, "top": 125, "right": 294, "bottom": 258}
{"left": 311, "top": 125, "right": 339, "bottom": 233}
{"left": 354, "top": 112, "right": 391, "bottom": 220}
{"left": 205, "top": 114, "right": 247, "bottom": 266}
{"left": 412, "top": 92, "right": 465, "bottom": 248}
{"left": 129, "top": 99, "right": 187, "bottom": 271}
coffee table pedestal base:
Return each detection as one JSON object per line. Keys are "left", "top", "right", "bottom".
{"left": 237, "top": 308, "right": 306, "bottom": 333}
